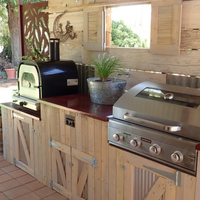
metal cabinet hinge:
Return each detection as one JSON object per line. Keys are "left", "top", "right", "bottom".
{"left": 50, "top": 180, "right": 62, "bottom": 191}
{"left": 69, "top": 162, "right": 73, "bottom": 167}
{"left": 143, "top": 165, "right": 181, "bottom": 187}
{"left": 49, "top": 139, "right": 61, "bottom": 149}
{"left": 81, "top": 156, "right": 97, "bottom": 168}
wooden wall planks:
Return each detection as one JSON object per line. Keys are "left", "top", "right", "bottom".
{"left": 182, "top": 1, "right": 200, "bottom": 29}
{"left": 47, "top": 0, "right": 200, "bottom": 86}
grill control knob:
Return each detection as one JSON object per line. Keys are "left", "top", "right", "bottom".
{"left": 113, "top": 134, "right": 120, "bottom": 142}
{"left": 171, "top": 151, "right": 183, "bottom": 163}
{"left": 130, "top": 138, "right": 142, "bottom": 148}
{"left": 149, "top": 144, "right": 161, "bottom": 155}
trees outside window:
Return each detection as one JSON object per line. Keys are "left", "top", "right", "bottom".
{"left": 111, "top": 20, "right": 148, "bottom": 48}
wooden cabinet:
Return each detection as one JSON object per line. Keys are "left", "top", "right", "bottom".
{"left": 13, "top": 111, "right": 35, "bottom": 176}
{"left": 1, "top": 107, "right": 41, "bottom": 179}
{"left": 2, "top": 102, "right": 199, "bottom": 200}
{"left": 41, "top": 104, "right": 109, "bottom": 200}
{"left": 50, "top": 139, "right": 97, "bottom": 200}
{"left": 109, "top": 145, "right": 196, "bottom": 200}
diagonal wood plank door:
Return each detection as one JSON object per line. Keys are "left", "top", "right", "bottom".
{"left": 14, "top": 113, "right": 34, "bottom": 176}
{"left": 51, "top": 139, "right": 72, "bottom": 199}
{"left": 109, "top": 145, "right": 196, "bottom": 200}
{"left": 71, "top": 148, "right": 95, "bottom": 200}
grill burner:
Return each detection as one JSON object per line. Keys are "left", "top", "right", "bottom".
{"left": 108, "top": 81, "right": 200, "bottom": 176}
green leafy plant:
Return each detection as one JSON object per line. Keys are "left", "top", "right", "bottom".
{"left": 90, "top": 53, "right": 124, "bottom": 82}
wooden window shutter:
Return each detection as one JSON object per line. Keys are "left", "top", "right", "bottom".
{"left": 83, "top": 7, "right": 105, "bottom": 51}
{"left": 150, "top": 0, "right": 182, "bottom": 55}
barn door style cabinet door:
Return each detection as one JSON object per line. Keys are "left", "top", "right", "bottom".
{"left": 50, "top": 139, "right": 97, "bottom": 200}
{"left": 109, "top": 146, "right": 196, "bottom": 200}
{"left": 13, "top": 111, "right": 35, "bottom": 176}
{"left": 44, "top": 104, "right": 109, "bottom": 200}
{"left": 1, "top": 107, "right": 41, "bottom": 180}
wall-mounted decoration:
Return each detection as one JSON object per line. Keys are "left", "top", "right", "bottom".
{"left": 21, "top": 2, "right": 49, "bottom": 59}
{"left": 53, "top": 11, "right": 77, "bottom": 42}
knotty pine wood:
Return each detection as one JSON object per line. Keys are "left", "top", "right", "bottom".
{"left": 1, "top": 102, "right": 199, "bottom": 200}
{"left": 82, "top": 47, "right": 200, "bottom": 79}
{"left": 181, "top": 30, "right": 200, "bottom": 49}
{"left": 1, "top": 107, "right": 14, "bottom": 163}
{"left": 109, "top": 145, "right": 196, "bottom": 200}
{"left": 40, "top": 102, "right": 109, "bottom": 199}
{"left": 150, "top": 0, "right": 182, "bottom": 55}
{"left": 182, "top": 1, "right": 200, "bottom": 29}
{"left": 47, "top": 0, "right": 200, "bottom": 78}
{"left": 45, "top": 0, "right": 151, "bottom": 13}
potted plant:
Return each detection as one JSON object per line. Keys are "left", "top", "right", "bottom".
{"left": 0, "top": 58, "right": 14, "bottom": 79}
{"left": 3, "top": 62, "right": 15, "bottom": 80}
{"left": 87, "top": 53, "right": 127, "bottom": 105}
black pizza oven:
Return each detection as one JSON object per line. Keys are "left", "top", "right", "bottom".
{"left": 13, "top": 39, "right": 79, "bottom": 111}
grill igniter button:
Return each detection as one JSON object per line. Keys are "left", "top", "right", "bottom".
{"left": 113, "top": 133, "right": 123, "bottom": 142}
{"left": 149, "top": 144, "right": 161, "bottom": 155}
{"left": 171, "top": 151, "right": 183, "bottom": 163}
{"left": 130, "top": 138, "right": 142, "bottom": 148}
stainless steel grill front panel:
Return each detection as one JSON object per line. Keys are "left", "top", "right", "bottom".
{"left": 108, "top": 81, "right": 200, "bottom": 176}
{"left": 108, "top": 118, "right": 197, "bottom": 175}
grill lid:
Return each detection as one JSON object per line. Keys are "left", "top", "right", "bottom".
{"left": 113, "top": 81, "right": 200, "bottom": 141}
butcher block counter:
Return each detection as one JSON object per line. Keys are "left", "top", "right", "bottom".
{"left": 1, "top": 94, "right": 200, "bottom": 200}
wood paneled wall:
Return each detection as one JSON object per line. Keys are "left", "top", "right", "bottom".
{"left": 48, "top": 0, "right": 200, "bottom": 88}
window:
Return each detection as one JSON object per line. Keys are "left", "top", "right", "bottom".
{"left": 106, "top": 4, "right": 151, "bottom": 48}
{"left": 83, "top": 0, "right": 182, "bottom": 55}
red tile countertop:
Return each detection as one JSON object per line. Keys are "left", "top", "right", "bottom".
{"left": 39, "top": 94, "right": 113, "bottom": 121}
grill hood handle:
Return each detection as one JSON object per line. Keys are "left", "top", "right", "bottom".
{"left": 123, "top": 113, "right": 181, "bottom": 133}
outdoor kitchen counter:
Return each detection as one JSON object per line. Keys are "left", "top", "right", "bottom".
{"left": 0, "top": 102, "right": 40, "bottom": 120}
{"left": 38, "top": 93, "right": 112, "bottom": 121}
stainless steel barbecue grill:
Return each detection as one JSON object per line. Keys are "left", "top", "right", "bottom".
{"left": 108, "top": 81, "right": 200, "bottom": 176}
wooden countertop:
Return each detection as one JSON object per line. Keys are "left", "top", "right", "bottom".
{"left": 39, "top": 94, "right": 113, "bottom": 121}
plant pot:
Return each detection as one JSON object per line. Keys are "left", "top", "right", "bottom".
{"left": 87, "top": 77, "right": 127, "bottom": 105}
{"left": 1, "top": 71, "right": 7, "bottom": 79}
{"left": 5, "top": 69, "right": 15, "bottom": 79}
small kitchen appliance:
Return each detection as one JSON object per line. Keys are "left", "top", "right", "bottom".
{"left": 13, "top": 39, "right": 79, "bottom": 111}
